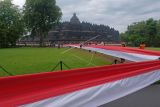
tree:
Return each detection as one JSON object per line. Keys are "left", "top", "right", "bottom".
{"left": 154, "top": 20, "right": 160, "bottom": 47}
{"left": 121, "top": 18, "right": 160, "bottom": 47}
{"left": 146, "top": 18, "right": 157, "bottom": 46}
{"left": 0, "top": 0, "right": 24, "bottom": 48}
{"left": 23, "top": 0, "right": 62, "bottom": 46}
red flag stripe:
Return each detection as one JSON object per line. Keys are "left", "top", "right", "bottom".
{"left": 0, "top": 60, "right": 160, "bottom": 106}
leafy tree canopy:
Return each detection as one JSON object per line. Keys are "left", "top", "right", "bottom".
{"left": 23, "top": 0, "right": 62, "bottom": 46}
{"left": 0, "top": 0, "right": 24, "bottom": 48}
{"left": 121, "top": 18, "right": 160, "bottom": 47}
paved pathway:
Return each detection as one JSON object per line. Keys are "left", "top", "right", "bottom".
{"left": 100, "top": 85, "right": 160, "bottom": 107}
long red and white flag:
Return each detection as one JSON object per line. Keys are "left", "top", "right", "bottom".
{"left": 67, "top": 45, "right": 160, "bottom": 62}
{"left": 0, "top": 45, "right": 160, "bottom": 107}
{"left": 0, "top": 60, "right": 160, "bottom": 107}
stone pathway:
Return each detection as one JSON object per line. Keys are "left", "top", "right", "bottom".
{"left": 100, "top": 85, "right": 160, "bottom": 107}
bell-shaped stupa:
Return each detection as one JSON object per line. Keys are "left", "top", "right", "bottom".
{"left": 70, "top": 13, "right": 80, "bottom": 24}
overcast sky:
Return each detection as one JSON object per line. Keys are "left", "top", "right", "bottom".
{"left": 12, "top": 0, "right": 160, "bottom": 33}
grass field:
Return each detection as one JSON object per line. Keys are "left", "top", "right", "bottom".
{"left": 0, "top": 47, "right": 111, "bottom": 77}
{"left": 146, "top": 47, "right": 160, "bottom": 51}
{"left": 0, "top": 47, "right": 160, "bottom": 77}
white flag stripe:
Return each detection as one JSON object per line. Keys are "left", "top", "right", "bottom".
{"left": 21, "top": 69, "right": 160, "bottom": 107}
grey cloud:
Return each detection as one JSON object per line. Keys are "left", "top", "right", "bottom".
{"left": 13, "top": 0, "right": 160, "bottom": 32}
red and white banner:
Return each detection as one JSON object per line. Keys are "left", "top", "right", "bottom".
{"left": 0, "top": 45, "right": 160, "bottom": 107}
{"left": 0, "top": 60, "right": 160, "bottom": 107}
{"left": 66, "top": 45, "right": 160, "bottom": 62}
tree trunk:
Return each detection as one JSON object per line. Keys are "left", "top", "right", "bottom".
{"left": 39, "top": 34, "right": 44, "bottom": 47}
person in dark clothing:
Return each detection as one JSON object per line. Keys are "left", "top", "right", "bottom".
{"left": 80, "top": 44, "right": 83, "bottom": 48}
{"left": 120, "top": 58, "right": 125, "bottom": 63}
{"left": 121, "top": 43, "right": 126, "bottom": 63}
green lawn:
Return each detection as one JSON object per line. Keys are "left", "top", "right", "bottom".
{"left": 0, "top": 47, "right": 159, "bottom": 77}
{"left": 146, "top": 47, "right": 160, "bottom": 51}
{"left": 0, "top": 47, "right": 111, "bottom": 77}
